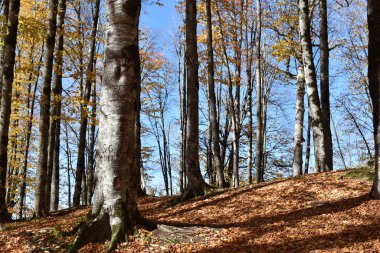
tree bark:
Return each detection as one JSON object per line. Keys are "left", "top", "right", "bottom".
{"left": 320, "top": 0, "right": 333, "bottom": 171}
{"left": 0, "top": 0, "right": 20, "bottom": 222}
{"left": 0, "top": 0, "right": 10, "bottom": 107}
{"left": 180, "top": 49, "right": 187, "bottom": 194}
{"left": 87, "top": 78, "right": 97, "bottom": 203}
{"left": 35, "top": 0, "right": 58, "bottom": 217}
{"left": 293, "top": 66, "right": 305, "bottom": 176}
{"left": 368, "top": 0, "right": 380, "bottom": 198}
{"left": 48, "top": 0, "right": 66, "bottom": 212}
{"left": 245, "top": 1, "right": 254, "bottom": 185}
{"left": 70, "top": 0, "right": 142, "bottom": 250}
{"left": 64, "top": 123, "right": 72, "bottom": 208}
{"left": 298, "top": 0, "right": 326, "bottom": 173}
{"left": 183, "top": 0, "right": 210, "bottom": 199}
{"left": 255, "top": 0, "right": 264, "bottom": 183}
{"left": 206, "top": 0, "right": 225, "bottom": 188}
{"left": 304, "top": 109, "right": 311, "bottom": 174}
{"left": 73, "top": 0, "right": 101, "bottom": 207}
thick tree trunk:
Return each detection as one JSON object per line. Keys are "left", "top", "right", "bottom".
{"left": 298, "top": 0, "right": 326, "bottom": 173}
{"left": 206, "top": 0, "right": 225, "bottom": 188}
{"left": 48, "top": 0, "right": 66, "bottom": 212}
{"left": 0, "top": 0, "right": 20, "bottom": 222}
{"left": 70, "top": 0, "right": 142, "bottom": 251}
{"left": 183, "top": 0, "right": 210, "bottom": 198}
{"left": 73, "top": 0, "right": 100, "bottom": 207}
{"left": 35, "top": 0, "right": 58, "bottom": 217}
{"left": 293, "top": 66, "right": 305, "bottom": 176}
{"left": 255, "top": 0, "right": 264, "bottom": 183}
{"left": 320, "top": 0, "right": 333, "bottom": 171}
{"left": 368, "top": 0, "right": 380, "bottom": 198}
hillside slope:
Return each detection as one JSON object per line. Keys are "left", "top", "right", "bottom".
{"left": 1, "top": 170, "right": 380, "bottom": 252}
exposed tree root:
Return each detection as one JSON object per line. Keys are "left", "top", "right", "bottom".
{"left": 69, "top": 204, "right": 157, "bottom": 252}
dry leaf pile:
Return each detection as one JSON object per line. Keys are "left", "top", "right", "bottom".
{"left": 1, "top": 170, "right": 379, "bottom": 252}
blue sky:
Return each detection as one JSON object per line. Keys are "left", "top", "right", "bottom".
{"left": 141, "top": 1, "right": 178, "bottom": 31}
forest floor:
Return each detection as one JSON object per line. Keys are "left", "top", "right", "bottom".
{"left": 1, "top": 166, "right": 380, "bottom": 252}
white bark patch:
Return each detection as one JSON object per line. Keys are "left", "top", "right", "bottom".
{"left": 110, "top": 216, "right": 122, "bottom": 227}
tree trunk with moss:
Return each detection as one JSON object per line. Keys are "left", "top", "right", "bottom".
{"left": 70, "top": 0, "right": 142, "bottom": 251}
{"left": 368, "top": 0, "right": 380, "bottom": 198}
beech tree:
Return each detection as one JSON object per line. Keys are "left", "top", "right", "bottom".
{"left": 319, "top": 0, "right": 333, "bottom": 171}
{"left": 72, "top": 0, "right": 101, "bottom": 208}
{"left": 298, "top": 0, "right": 326, "bottom": 173}
{"left": 368, "top": 0, "right": 380, "bottom": 198}
{"left": 256, "top": 0, "right": 264, "bottom": 183}
{"left": 70, "top": 0, "right": 143, "bottom": 250}
{"left": 293, "top": 66, "right": 305, "bottom": 176}
{"left": 205, "top": 0, "right": 225, "bottom": 188}
{"left": 35, "top": 0, "right": 58, "bottom": 217}
{"left": 47, "top": 0, "right": 67, "bottom": 212}
{"left": 0, "top": 0, "right": 20, "bottom": 222}
{"left": 183, "top": 0, "right": 210, "bottom": 198}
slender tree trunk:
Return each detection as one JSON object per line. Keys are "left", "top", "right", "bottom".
{"left": 73, "top": 0, "right": 101, "bottom": 207}
{"left": 179, "top": 45, "right": 187, "bottom": 194}
{"left": 0, "top": 0, "right": 10, "bottom": 106}
{"left": 332, "top": 117, "right": 347, "bottom": 169}
{"left": 0, "top": 0, "right": 20, "bottom": 222}
{"left": 299, "top": 0, "right": 326, "bottom": 173}
{"left": 178, "top": 41, "right": 186, "bottom": 194}
{"left": 255, "top": 0, "right": 264, "bottom": 183}
{"left": 70, "top": 0, "right": 142, "bottom": 251}
{"left": 7, "top": 88, "right": 20, "bottom": 210}
{"left": 183, "top": 0, "right": 209, "bottom": 199}
{"left": 320, "top": 0, "right": 333, "bottom": 171}
{"left": 167, "top": 127, "right": 173, "bottom": 195}
{"left": 87, "top": 80, "right": 97, "bottom": 202}
{"left": 206, "top": 0, "right": 225, "bottom": 188}
{"left": 245, "top": 6, "right": 254, "bottom": 185}
{"left": 342, "top": 102, "right": 372, "bottom": 159}
{"left": 262, "top": 83, "right": 269, "bottom": 174}
{"left": 19, "top": 50, "right": 43, "bottom": 218}
{"left": 368, "top": 0, "right": 380, "bottom": 198}
{"left": 64, "top": 123, "right": 72, "bottom": 208}
{"left": 35, "top": 0, "right": 58, "bottom": 217}
{"left": 304, "top": 109, "right": 311, "bottom": 174}
{"left": 47, "top": 0, "right": 66, "bottom": 212}
{"left": 293, "top": 66, "right": 305, "bottom": 176}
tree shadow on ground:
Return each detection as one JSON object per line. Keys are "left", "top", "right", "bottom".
{"left": 148, "top": 179, "right": 287, "bottom": 219}
{"left": 156, "top": 194, "right": 374, "bottom": 252}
